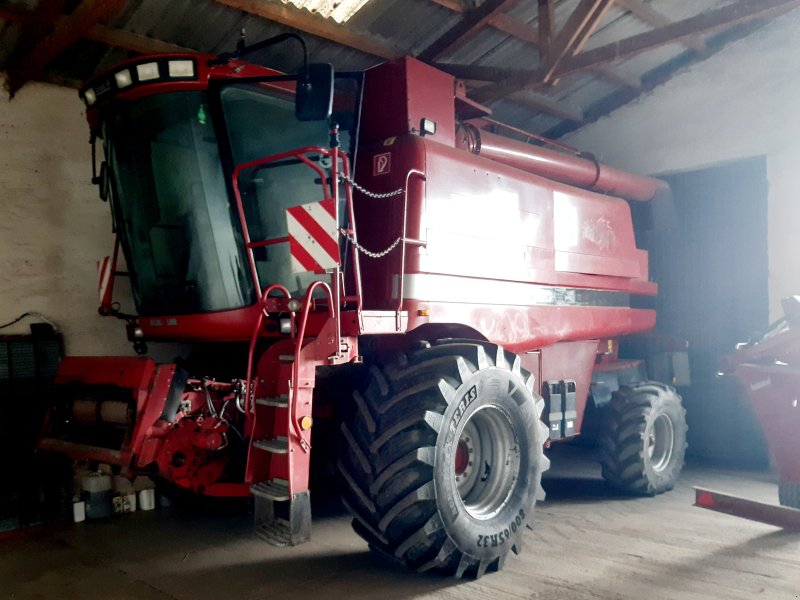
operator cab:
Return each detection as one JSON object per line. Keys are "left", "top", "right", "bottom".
{"left": 82, "top": 50, "right": 358, "bottom": 340}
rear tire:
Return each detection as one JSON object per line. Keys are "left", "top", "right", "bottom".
{"left": 600, "top": 382, "right": 687, "bottom": 495}
{"left": 778, "top": 480, "right": 800, "bottom": 509}
{"left": 339, "top": 341, "right": 549, "bottom": 578}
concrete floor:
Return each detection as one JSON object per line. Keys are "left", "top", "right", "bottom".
{"left": 2, "top": 446, "right": 799, "bottom": 600}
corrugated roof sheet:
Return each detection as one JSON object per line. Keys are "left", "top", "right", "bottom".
{"left": 0, "top": 0, "right": 794, "bottom": 137}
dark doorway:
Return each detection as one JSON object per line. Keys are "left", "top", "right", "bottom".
{"left": 635, "top": 156, "right": 770, "bottom": 466}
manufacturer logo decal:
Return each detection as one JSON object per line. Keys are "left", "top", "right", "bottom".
{"left": 582, "top": 217, "right": 616, "bottom": 251}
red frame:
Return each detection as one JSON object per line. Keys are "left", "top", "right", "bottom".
{"left": 724, "top": 311, "right": 800, "bottom": 484}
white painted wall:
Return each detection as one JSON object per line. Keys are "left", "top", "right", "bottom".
{"left": 566, "top": 10, "right": 800, "bottom": 321}
{"left": 0, "top": 75, "right": 135, "bottom": 355}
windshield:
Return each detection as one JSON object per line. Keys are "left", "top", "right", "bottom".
{"left": 102, "top": 78, "right": 358, "bottom": 316}
{"left": 105, "top": 91, "right": 253, "bottom": 315}
{"left": 219, "top": 82, "right": 353, "bottom": 296}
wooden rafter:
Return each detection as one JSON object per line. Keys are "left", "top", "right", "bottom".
{"left": 541, "top": 0, "right": 614, "bottom": 83}
{"left": 0, "top": 5, "right": 195, "bottom": 60}
{"left": 5, "top": 0, "right": 126, "bottom": 96}
{"left": 429, "top": 0, "right": 541, "bottom": 46}
{"left": 428, "top": 0, "right": 468, "bottom": 12}
{"left": 560, "top": 0, "right": 800, "bottom": 76}
{"left": 490, "top": 12, "right": 538, "bottom": 44}
{"left": 429, "top": 0, "right": 639, "bottom": 119}
{"left": 589, "top": 64, "right": 640, "bottom": 90}
{"left": 5, "top": 0, "right": 67, "bottom": 66}
{"left": 614, "top": 0, "right": 708, "bottom": 55}
{"left": 85, "top": 25, "right": 195, "bottom": 55}
{"left": 473, "top": 0, "right": 800, "bottom": 103}
{"left": 418, "top": 0, "right": 521, "bottom": 62}
{"left": 544, "top": 18, "right": 770, "bottom": 139}
{"left": 538, "top": 0, "right": 554, "bottom": 52}
{"left": 215, "top": 0, "right": 402, "bottom": 60}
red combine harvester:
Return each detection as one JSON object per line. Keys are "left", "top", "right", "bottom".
{"left": 38, "top": 36, "right": 688, "bottom": 578}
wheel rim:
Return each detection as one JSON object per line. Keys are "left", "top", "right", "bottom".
{"left": 648, "top": 413, "right": 674, "bottom": 472}
{"left": 454, "top": 406, "right": 521, "bottom": 520}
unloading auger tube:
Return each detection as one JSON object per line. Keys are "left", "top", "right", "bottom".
{"left": 455, "top": 123, "right": 666, "bottom": 202}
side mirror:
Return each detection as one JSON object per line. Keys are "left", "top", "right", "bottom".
{"left": 296, "top": 63, "right": 333, "bottom": 122}
{"left": 93, "top": 161, "right": 109, "bottom": 202}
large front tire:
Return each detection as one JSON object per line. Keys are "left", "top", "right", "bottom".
{"left": 600, "top": 382, "right": 687, "bottom": 495}
{"left": 339, "top": 341, "right": 549, "bottom": 578}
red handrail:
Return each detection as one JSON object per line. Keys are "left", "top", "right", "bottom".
{"left": 244, "top": 283, "right": 292, "bottom": 414}
{"left": 231, "top": 146, "right": 334, "bottom": 295}
{"left": 290, "top": 280, "right": 336, "bottom": 455}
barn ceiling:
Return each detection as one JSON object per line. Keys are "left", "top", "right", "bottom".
{"left": 0, "top": 0, "right": 798, "bottom": 138}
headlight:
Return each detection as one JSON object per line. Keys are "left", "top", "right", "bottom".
{"left": 136, "top": 62, "right": 160, "bottom": 81}
{"left": 168, "top": 60, "right": 195, "bottom": 78}
{"left": 114, "top": 69, "right": 132, "bottom": 89}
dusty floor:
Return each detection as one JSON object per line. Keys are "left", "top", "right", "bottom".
{"left": 2, "top": 446, "right": 799, "bottom": 600}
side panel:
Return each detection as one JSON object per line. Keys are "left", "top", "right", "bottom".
{"left": 420, "top": 140, "right": 649, "bottom": 283}
{"left": 352, "top": 134, "right": 656, "bottom": 351}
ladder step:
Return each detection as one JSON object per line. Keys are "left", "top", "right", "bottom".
{"left": 253, "top": 436, "right": 289, "bottom": 454}
{"left": 255, "top": 519, "right": 292, "bottom": 546}
{"left": 251, "top": 479, "right": 291, "bottom": 501}
{"left": 256, "top": 395, "right": 289, "bottom": 408}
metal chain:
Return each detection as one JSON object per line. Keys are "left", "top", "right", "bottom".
{"left": 337, "top": 174, "right": 404, "bottom": 257}
{"left": 340, "top": 229, "right": 402, "bottom": 258}
{"left": 339, "top": 173, "right": 403, "bottom": 199}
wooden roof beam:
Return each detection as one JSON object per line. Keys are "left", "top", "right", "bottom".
{"left": 215, "top": 0, "right": 402, "bottom": 60}
{"left": 561, "top": 0, "right": 800, "bottom": 77}
{"left": 418, "top": 0, "right": 521, "bottom": 62}
{"left": 474, "top": 0, "right": 800, "bottom": 102}
{"left": 85, "top": 25, "right": 195, "bottom": 55}
{"left": 429, "top": 0, "right": 539, "bottom": 45}
{"left": 591, "top": 65, "right": 641, "bottom": 90}
{"left": 542, "top": 0, "right": 615, "bottom": 83}
{"left": 428, "top": 0, "right": 468, "bottom": 12}
{"left": 0, "top": 4, "right": 195, "bottom": 59}
{"left": 614, "top": 0, "right": 708, "bottom": 55}
{"left": 5, "top": 0, "right": 67, "bottom": 66}
{"left": 432, "top": 1, "right": 638, "bottom": 91}
{"left": 5, "top": 0, "right": 126, "bottom": 97}
{"left": 538, "top": 0, "right": 554, "bottom": 51}
{"left": 489, "top": 12, "right": 538, "bottom": 44}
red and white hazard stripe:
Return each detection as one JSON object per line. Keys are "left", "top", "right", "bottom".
{"left": 287, "top": 198, "right": 339, "bottom": 273}
{"left": 97, "top": 255, "right": 113, "bottom": 305}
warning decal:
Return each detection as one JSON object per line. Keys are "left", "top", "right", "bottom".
{"left": 373, "top": 152, "right": 391, "bottom": 176}
{"left": 287, "top": 198, "right": 339, "bottom": 273}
